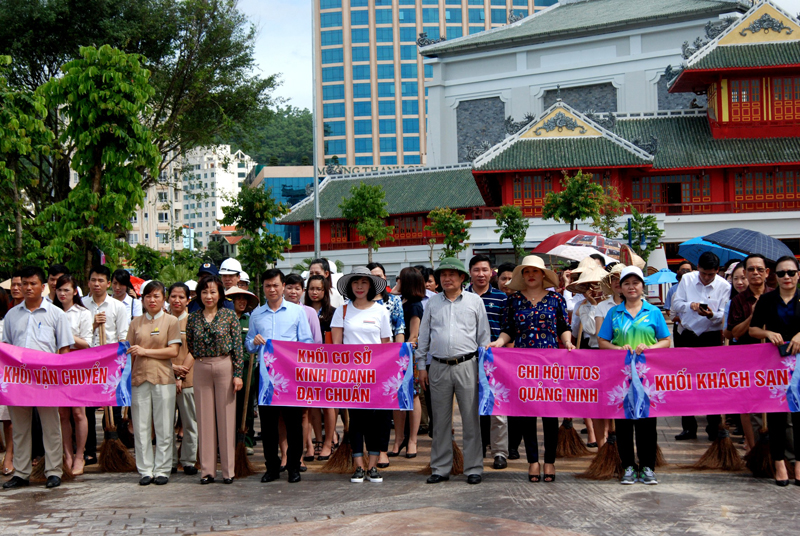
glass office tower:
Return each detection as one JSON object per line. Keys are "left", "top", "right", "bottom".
{"left": 315, "top": 0, "right": 557, "bottom": 169}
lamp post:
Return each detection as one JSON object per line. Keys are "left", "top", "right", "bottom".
{"left": 311, "top": 1, "right": 321, "bottom": 259}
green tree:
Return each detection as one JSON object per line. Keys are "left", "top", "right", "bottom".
{"left": 622, "top": 208, "right": 664, "bottom": 261}
{"left": 542, "top": 170, "right": 604, "bottom": 230}
{"left": 230, "top": 106, "right": 312, "bottom": 166}
{"left": 37, "top": 45, "right": 161, "bottom": 282}
{"left": 130, "top": 245, "right": 167, "bottom": 279}
{"left": 426, "top": 207, "right": 471, "bottom": 260}
{"left": 204, "top": 240, "right": 227, "bottom": 266}
{"left": 591, "top": 186, "right": 630, "bottom": 238}
{"left": 339, "top": 183, "right": 394, "bottom": 264}
{"left": 494, "top": 205, "right": 529, "bottom": 263}
{"left": 158, "top": 264, "right": 194, "bottom": 287}
{"left": 221, "top": 184, "right": 291, "bottom": 300}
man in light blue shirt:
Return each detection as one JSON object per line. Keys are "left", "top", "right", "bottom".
{"left": 246, "top": 268, "right": 312, "bottom": 485}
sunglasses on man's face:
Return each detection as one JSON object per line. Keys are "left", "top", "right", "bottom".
{"left": 775, "top": 270, "right": 798, "bottom": 278}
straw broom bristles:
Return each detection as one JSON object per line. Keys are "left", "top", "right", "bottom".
{"left": 421, "top": 439, "right": 464, "bottom": 476}
{"left": 556, "top": 418, "right": 591, "bottom": 458}
{"left": 691, "top": 417, "right": 744, "bottom": 471}
{"left": 30, "top": 457, "right": 75, "bottom": 483}
{"left": 744, "top": 413, "right": 773, "bottom": 478}
{"left": 655, "top": 444, "right": 667, "bottom": 467}
{"left": 576, "top": 423, "right": 621, "bottom": 480}
{"left": 320, "top": 409, "right": 354, "bottom": 474}
{"left": 99, "top": 407, "right": 136, "bottom": 473}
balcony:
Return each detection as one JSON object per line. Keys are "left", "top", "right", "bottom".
{"left": 288, "top": 236, "right": 445, "bottom": 253}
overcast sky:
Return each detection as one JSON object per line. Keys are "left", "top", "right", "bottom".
{"left": 239, "top": 0, "right": 800, "bottom": 112}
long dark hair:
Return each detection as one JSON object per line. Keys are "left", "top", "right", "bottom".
{"left": 398, "top": 267, "right": 426, "bottom": 303}
{"left": 53, "top": 274, "right": 87, "bottom": 311}
{"left": 304, "top": 274, "right": 335, "bottom": 324}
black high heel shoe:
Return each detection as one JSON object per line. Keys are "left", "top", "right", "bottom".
{"left": 387, "top": 437, "right": 409, "bottom": 457}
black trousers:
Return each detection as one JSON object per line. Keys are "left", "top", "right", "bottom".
{"left": 259, "top": 405, "right": 303, "bottom": 475}
{"left": 480, "top": 415, "right": 491, "bottom": 453}
{"left": 509, "top": 418, "right": 522, "bottom": 452}
{"left": 349, "top": 409, "right": 391, "bottom": 456}
{"left": 767, "top": 412, "right": 800, "bottom": 463}
{"left": 675, "top": 328, "right": 722, "bottom": 434}
{"left": 508, "top": 416, "right": 558, "bottom": 464}
{"left": 616, "top": 417, "right": 657, "bottom": 470}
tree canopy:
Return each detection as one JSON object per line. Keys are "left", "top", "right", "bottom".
{"left": 426, "top": 207, "right": 471, "bottom": 260}
{"left": 494, "top": 205, "right": 529, "bottom": 263}
{"left": 542, "top": 170, "right": 604, "bottom": 231}
{"left": 229, "top": 105, "right": 312, "bottom": 166}
{"left": 339, "top": 183, "right": 394, "bottom": 264}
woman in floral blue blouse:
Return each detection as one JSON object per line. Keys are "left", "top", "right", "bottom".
{"left": 491, "top": 256, "right": 574, "bottom": 483}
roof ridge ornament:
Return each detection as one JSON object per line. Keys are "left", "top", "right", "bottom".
{"left": 739, "top": 12, "right": 793, "bottom": 36}
{"left": 632, "top": 135, "right": 659, "bottom": 156}
{"left": 534, "top": 111, "right": 586, "bottom": 136}
{"left": 464, "top": 141, "right": 493, "bottom": 161}
{"left": 508, "top": 9, "right": 524, "bottom": 24}
{"left": 504, "top": 113, "right": 537, "bottom": 135}
{"left": 584, "top": 110, "right": 617, "bottom": 130}
{"left": 417, "top": 32, "right": 446, "bottom": 47}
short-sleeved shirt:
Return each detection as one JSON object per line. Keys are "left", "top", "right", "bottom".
{"left": 501, "top": 291, "right": 570, "bottom": 350}
{"left": 172, "top": 312, "right": 194, "bottom": 388}
{"left": 402, "top": 299, "right": 424, "bottom": 341}
{"left": 64, "top": 304, "right": 93, "bottom": 350}
{"left": 331, "top": 302, "right": 392, "bottom": 345}
{"left": 186, "top": 307, "right": 245, "bottom": 379}
{"left": 751, "top": 289, "right": 800, "bottom": 343}
{"left": 598, "top": 300, "right": 670, "bottom": 348}
{"left": 2, "top": 298, "right": 74, "bottom": 353}
{"left": 466, "top": 284, "right": 507, "bottom": 342}
{"left": 727, "top": 286, "right": 774, "bottom": 345}
{"left": 119, "top": 294, "right": 143, "bottom": 320}
{"left": 127, "top": 311, "right": 182, "bottom": 387}
{"left": 82, "top": 295, "right": 130, "bottom": 346}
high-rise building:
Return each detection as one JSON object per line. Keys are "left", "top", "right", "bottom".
{"left": 314, "top": 0, "right": 555, "bottom": 169}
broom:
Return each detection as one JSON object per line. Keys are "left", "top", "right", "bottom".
{"left": 556, "top": 418, "right": 592, "bottom": 458}
{"left": 320, "top": 410, "right": 355, "bottom": 474}
{"left": 98, "top": 329, "right": 137, "bottom": 473}
{"left": 691, "top": 414, "right": 745, "bottom": 471}
{"left": 30, "top": 456, "right": 75, "bottom": 482}
{"left": 576, "top": 420, "right": 621, "bottom": 480}
{"left": 421, "top": 433, "right": 463, "bottom": 476}
{"left": 744, "top": 412, "right": 773, "bottom": 478}
{"left": 234, "top": 354, "right": 256, "bottom": 478}
{"left": 655, "top": 444, "right": 667, "bottom": 467}
{"left": 117, "top": 407, "right": 134, "bottom": 449}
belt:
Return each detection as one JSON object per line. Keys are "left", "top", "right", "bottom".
{"left": 432, "top": 352, "right": 477, "bottom": 366}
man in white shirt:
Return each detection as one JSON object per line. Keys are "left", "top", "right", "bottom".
{"left": 671, "top": 251, "right": 730, "bottom": 441}
{"left": 45, "top": 263, "right": 69, "bottom": 303}
{"left": 2, "top": 266, "right": 74, "bottom": 490}
{"left": 81, "top": 265, "right": 131, "bottom": 464}
{"left": 111, "top": 269, "right": 142, "bottom": 320}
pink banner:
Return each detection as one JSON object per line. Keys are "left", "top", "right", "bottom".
{"left": 479, "top": 345, "right": 798, "bottom": 418}
{"left": 0, "top": 342, "right": 132, "bottom": 407}
{"left": 258, "top": 341, "right": 415, "bottom": 410}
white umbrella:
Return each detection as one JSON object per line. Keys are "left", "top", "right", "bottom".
{"left": 546, "top": 245, "right": 615, "bottom": 265}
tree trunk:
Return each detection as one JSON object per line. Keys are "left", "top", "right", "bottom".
{"left": 367, "top": 243, "right": 374, "bottom": 264}
{"left": 84, "top": 163, "right": 104, "bottom": 283}
{"left": 570, "top": 221, "right": 575, "bottom": 231}
{"left": 429, "top": 240, "right": 435, "bottom": 268}
{"left": 9, "top": 159, "right": 24, "bottom": 260}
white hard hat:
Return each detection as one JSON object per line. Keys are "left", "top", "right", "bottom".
{"left": 219, "top": 258, "right": 243, "bottom": 275}
{"left": 185, "top": 280, "right": 197, "bottom": 291}
{"left": 239, "top": 271, "right": 250, "bottom": 283}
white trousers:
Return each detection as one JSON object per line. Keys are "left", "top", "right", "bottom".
{"left": 131, "top": 382, "right": 176, "bottom": 478}
{"left": 172, "top": 387, "right": 198, "bottom": 467}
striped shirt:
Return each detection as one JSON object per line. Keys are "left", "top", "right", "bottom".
{"left": 466, "top": 284, "right": 507, "bottom": 342}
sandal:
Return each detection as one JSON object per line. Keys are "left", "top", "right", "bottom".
{"left": 543, "top": 463, "right": 556, "bottom": 482}
{"left": 528, "top": 462, "right": 540, "bottom": 483}
{"left": 314, "top": 441, "right": 323, "bottom": 457}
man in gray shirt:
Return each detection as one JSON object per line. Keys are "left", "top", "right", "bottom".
{"left": 416, "top": 258, "right": 490, "bottom": 485}
{"left": 2, "top": 266, "right": 74, "bottom": 490}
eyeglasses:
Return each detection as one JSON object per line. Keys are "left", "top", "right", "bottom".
{"left": 775, "top": 270, "right": 798, "bottom": 278}
{"left": 746, "top": 267, "right": 766, "bottom": 273}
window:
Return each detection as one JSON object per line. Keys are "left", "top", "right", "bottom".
{"left": 325, "top": 139, "right": 347, "bottom": 155}
{"left": 445, "top": 9, "right": 462, "bottom": 23}
{"left": 353, "top": 101, "right": 372, "bottom": 117}
{"left": 354, "top": 120, "right": 372, "bottom": 135}
{"left": 351, "top": 46, "right": 370, "bottom": 62}
{"left": 158, "top": 212, "right": 169, "bottom": 223}
{"left": 237, "top": 172, "right": 245, "bottom": 178}
{"left": 321, "top": 29, "right": 343, "bottom": 46}
{"left": 402, "top": 99, "right": 419, "bottom": 114}
{"left": 352, "top": 83, "right": 371, "bottom": 98}
{"left": 400, "top": 27, "right": 417, "bottom": 42}
{"left": 379, "top": 119, "right": 396, "bottom": 134}
{"left": 321, "top": 48, "right": 343, "bottom": 64}
{"left": 377, "top": 64, "right": 394, "bottom": 79}
{"left": 352, "top": 64, "right": 370, "bottom": 80}
{"left": 331, "top": 221, "right": 348, "bottom": 243}
{"left": 772, "top": 77, "right": 800, "bottom": 121}
{"left": 469, "top": 8, "right": 485, "bottom": 23}
{"left": 375, "top": 9, "right": 392, "bottom": 24}
{"left": 354, "top": 138, "right": 373, "bottom": 153}
{"left": 380, "top": 137, "right": 397, "bottom": 152}
{"left": 320, "top": 0, "right": 341, "bottom": 9}
{"left": 491, "top": 9, "right": 506, "bottom": 23}
{"left": 376, "top": 46, "right": 394, "bottom": 61}
{"left": 404, "top": 154, "right": 421, "bottom": 165}
{"left": 322, "top": 119, "right": 345, "bottom": 139}
{"left": 158, "top": 192, "right": 168, "bottom": 202}
{"left": 512, "top": 9, "right": 528, "bottom": 18}
{"left": 322, "top": 84, "right": 344, "bottom": 100}
{"left": 401, "top": 82, "right": 418, "bottom": 96}
{"left": 378, "top": 82, "right": 395, "bottom": 97}
{"left": 424, "top": 65, "right": 433, "bottom": 78}
{"left": 469, "top": 26, "right": 484, "bottom": 34}
{"left": 376, "top": 27, "right": 393, "bottom": 42}
{"left": 422, "top": 26, "right": 439, "bottom": 40}
{"left": 730, "top": 78, "right": 762, "bottom": 122}
{"left": 351, "top": 28, "right": 369, "bottom": 43}
{"left": 130, "top": 214, "right": 138, "bottom": 224}
{"left": 351, "top": 0, "right": 368, "bottom": 5}
{"left": 422, "top": 8, "right": 439, "bottom": 23}
{"left": 446, "top": 26, "right": 463, "bottom": 40}
{"left": 403, "top": 118, "right": 419, "bottom": 133}
{"left": 351, "top": 10, "right": 369, "bottom": 26}
{"left": 322, "top": 66, "right": 344, "bottom": 82}
{"left": 320, "top": 12, "right": 342, "bottom": 28}
{"left": 323, "top": 102, "right": 345, "bottom": 118}
{"left": 379, "top": 100, "right": 396, "bottom": 116}
{"left": 401, "top": 45, "right": 418, "bottom": 60}
{"left": 403, "top": 136, "right": 420, "bottom": 152}
{"left": 401, "top": 64, "right": 417, "bottom": 79}
{"left": 355, "top": 156, "right": 374, "bottom": 165}
{"left": 380, "top": 155, "right": 398, "bottom": 165}
{"left": 127, "top": 234, "right": 138, "bottom": 245}
{"left": 398, "top": 9, "right": 416, "bottom": 23}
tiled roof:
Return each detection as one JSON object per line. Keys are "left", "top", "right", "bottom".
{"left": 279, "top": 165, "right": 485, "bottom": 223}
{"left": 687, "top": 41, "right": 800, "bottom": 71}
{"left": 420, "top": 0, "right": 748, "bottom": 56}
{"left": 474, "top": 137, "right": 651, "bottom": 171}
{"left": 613, "top": 114, "right": 800, "bottom": 169}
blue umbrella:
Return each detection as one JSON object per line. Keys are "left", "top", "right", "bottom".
{"left": 703, "top": 228, "right": 794, "bottom": 263}
{"left": 678, "top": 236, "right": 745, "bottom": 266}
{"left": 644, "top": 268, "right": 677, "bottom": 285}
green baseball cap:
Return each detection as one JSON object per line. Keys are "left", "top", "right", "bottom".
{"left": 435, "top": 257, "right": 469, "bottom": 278}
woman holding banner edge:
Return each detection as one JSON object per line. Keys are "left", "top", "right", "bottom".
{"left": 490, "top": 255, "right": 575, "bottom": 483}
{"left": 331, "top": 266, "right": 393, "bottom": 484}
{"left": 598, "top": 266, "right": 671, "bottom": 486}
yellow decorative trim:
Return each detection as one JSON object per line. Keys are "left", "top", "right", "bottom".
{"left": 721, "top": 79, "right": 729, "bottom": 122}
{"left": 520, "top": 108, "right": 602, "bottom": 139}
{"left": 718, "top": 4, "right": 800, "bottom": 46}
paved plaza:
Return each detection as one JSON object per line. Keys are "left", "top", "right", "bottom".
{"left": 1, "top": 413, "right": 798, "bottom": 535}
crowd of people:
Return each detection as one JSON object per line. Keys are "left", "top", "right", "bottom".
{"left": 0, "top": 248, "right": 798, "bottom": 489}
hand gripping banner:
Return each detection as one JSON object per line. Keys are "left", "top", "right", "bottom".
{"left": 257, "top": 341, "right": 416, "bottom": 410}
{"left": 478, "top": 345, "right": 799, "bottom": 419}
{"left": 0, "top": 342, "right": 132, "bottom": 407}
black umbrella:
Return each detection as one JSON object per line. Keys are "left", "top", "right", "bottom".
{"left": 703, "top": 228, "right": 794, "bottom": 263}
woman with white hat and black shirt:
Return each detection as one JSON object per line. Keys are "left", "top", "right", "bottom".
{"left": 331, "top": 267, "right": 393, "bottom": 483}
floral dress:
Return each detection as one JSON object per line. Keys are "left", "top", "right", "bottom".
{"left": 501, "top": 291, "right": 570, "bottom": 350}
{"left": 376, "top": 294, "right": 406, "bottom": 339}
